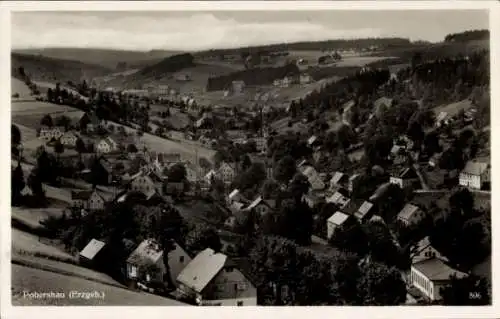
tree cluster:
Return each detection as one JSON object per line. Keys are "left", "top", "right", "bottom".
{"left": 249, "top": 235, "right": 407, "bottom": 305}
{"left": 206, "top": 63, "right": 300, "bottom": 91}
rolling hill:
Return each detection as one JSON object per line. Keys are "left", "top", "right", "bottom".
{"left": 13, "top": 48, "right": 182, "bottom": 70}
{"left": 12, "top": 52, "right": 113, "bottom": 84}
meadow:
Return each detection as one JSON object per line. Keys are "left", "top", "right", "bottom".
{"left": 12, "top": 264, "right": 185, "bottom": 305}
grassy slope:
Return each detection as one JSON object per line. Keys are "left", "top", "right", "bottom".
{"left": 12, "top": 264, "right": 185, "bottom": 305}
{"left": 13, "top": 48, "right": 181, "bottom": 70}
{"left": 12, "top": 53, "right": 112, "bottom": 83}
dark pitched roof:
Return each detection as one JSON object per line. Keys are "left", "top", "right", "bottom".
{"left": 393, "top": 167, "right": 418, "bottom": 179}
{"left": 71, "top": 190, "right": 93, "bottom": 200}
{"left": 412, "top": 258, "right": 467, "bottom": 281}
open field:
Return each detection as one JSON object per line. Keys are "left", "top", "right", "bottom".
{"left": 432, "top": 99, "right": 473, "bottom": 117}
{"left": 12, "top": 228, "right": 77, "bottom": 262}
{"left": 32, "top": 80, "right": 89, "bottom": 101}
{"left": 107, "top": 121, "right": 216, "bottom": 164}
{"left": 12, "top": 264, "right": 185, "bottom": 305}
{"left": 11, "top": 100, "right": 76, "bottom": 116}
{"left": 13, "top": 254, "right": 124, "bottom": 288}
{"left": 12, "top": 207, "right": 64, "bottom": 230}
{"left": 11, "top": 77, "right": 34, "bottom": 100}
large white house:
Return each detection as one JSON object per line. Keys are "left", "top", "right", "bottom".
{"left": 410, "top": 258, "right": 467, "bottom": 301}
{"left": 459, "top": 160, "right": 490, "bottom": 190}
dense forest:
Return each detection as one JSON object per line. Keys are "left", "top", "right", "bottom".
{"left": 444, "top": 29, "right": 489, "bottom": 43}
{"left": 133, "top": 53, "right": 195, "bottom": 78}
{"left": 206, "top": 63, "right": 300, "bottom": 91}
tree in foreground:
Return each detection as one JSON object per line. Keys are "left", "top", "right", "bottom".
{"left": 185, "top": 223, "right": 222, "bottom": 255}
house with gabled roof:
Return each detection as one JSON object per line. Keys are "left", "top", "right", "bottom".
{"left": 410, "top": 257, "right": 467, "bottom": 301}
{"left": 79, "top": 239, "right": 107, "bottom": 267}
{"left": 130, "top": 172, "right": 161, "bottom": 199}
{"left": 390, "top": 167, "right": 419, "bottom": 189}
{"left": 95, "top": 136, "right": 119, "bottom": 154}
{"left": 71, "top": 189, "right": 108, "bottom": 211}
{"left": 397, "top": 203, "right": 425, "bottom": 226}
{"left": 330, "top": 171, "right": 349, "bottom": 189}
{"left": 410, "top": 236, "right": 446, "bottom": 265}
{"left": 354, "top": 201, "right": 375, "bottom": 222}
{"left": 126, "top": 239, "right": 191, "bottom": 287}
{"left": 176, "top": 248, "right": 257, "bottom": 306}
{"left": 459, "top": 159, "right": 490, "bottom": 190}
{"left": 60, "top": 131, "right": 80, "bottom": 147}
{"left": 327, "top": 212, "right": 351, "bottom": 239}
{"left": 218, "top": 162, "right": 237, "bottom": 185}
{"left": 326, "top": 191, "right": 350, "bottom": 209}
{"left": 244, "top": 196, "right": 273, "bottom": 217}
{"left": 299, "top": 165, "right": 325, "bottom": 191}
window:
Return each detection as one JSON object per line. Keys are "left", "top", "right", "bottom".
{"left": 179, "top": 256, "right": 185, "bottom": 263}
{"left": 237, "top": 301, "right": 243, "bottom": 306}
{"left": 237, "top": 282, "right": 247, "bottom": 291}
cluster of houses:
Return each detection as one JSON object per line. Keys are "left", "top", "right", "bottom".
{"left": 79, "top": 239, "right": 257, "bottom": 306}
{"left": 273, "top": 73, "right": 313, "bottom": 87}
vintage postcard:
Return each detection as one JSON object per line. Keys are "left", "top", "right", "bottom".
{"left": 1, "top": 1, "right": 498, "bottom": 318}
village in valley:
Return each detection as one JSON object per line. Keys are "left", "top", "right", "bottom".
{"left": 10, "top": 15, "right": 492, "bottom": 307}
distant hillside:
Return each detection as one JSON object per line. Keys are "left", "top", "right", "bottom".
{"left": 194, "top": 37, "right": 412, "bottom": 58}
{"left": 369, "top": 39, "right": 489, "bottom": 61}
{"left": 12, "top": 48, "right": 182, "bottom": 70}
{"left": 444, "top": 29, "right": 489, "bottom": 43}
{"left": 11, "top": 52, "right": 113, "bottom": 84}
{"left": 121, "top": 53, "right": 196, "bottom": 85}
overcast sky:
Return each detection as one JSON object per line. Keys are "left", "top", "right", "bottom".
{"left": 12, "top": 10, "right": 489, "bottom": 51}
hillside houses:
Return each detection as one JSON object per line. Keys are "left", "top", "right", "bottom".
{"left": 126, "top": 239, "right": 191, "bottom": 287}
{"left": 39, "top": 126, "right": 65, "bottom": 141}
{"left": 95, "top": 136, "right": 119, "bottom": 154}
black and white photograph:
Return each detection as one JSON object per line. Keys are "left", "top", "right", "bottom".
{"left": 3, "top": 1, "right": 497, "bottom": 315}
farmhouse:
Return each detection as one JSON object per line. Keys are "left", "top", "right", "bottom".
{"left": 327, "top": 212, "right": 351, "bottom": 240}
{"left": 176, "top": 248, "right": 257, "bottom": 306}
{"left": 96, "top": 136, "right": 119, "bottom": 154}
{"left": 130, "top": 173, "right": 161, "bottom": 199}
{"left": 79, "top": 239, "right": 107, "bottom": 267}
{"left": 348, "top": 174, "right": 362, "bottom": 194}
{"left": 60, "top": 131, "right": 80, "bottom": 147}
{"left": 410, "top": 258, "right": 467, "bottom": 301}
{"left": 218, "top": 162, "right": 236, "bottom": 185}
{"left": 71, "top": 189, "right": 108, "bottom": 211}
{"left": 39, "top": 126, "right": 65, "bottom": 141}
{"left": 126, "top": 239, "right": 191, "bottom": 287}
{"left": 389, "top": 167, "right": 419, "bottom": 189}
{"left": 397, "top": 203, "right": 425, "bottom": 226}
{"left": 300, "top": 74, "right": 313, "bottom": 84}
{"left": 459, "top": 159, "right": 490, "bottom": 190}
